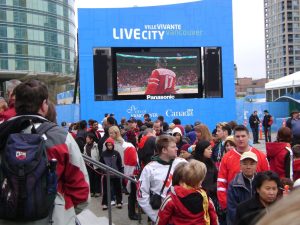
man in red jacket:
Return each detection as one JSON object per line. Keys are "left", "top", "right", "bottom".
{"left": 145, "top": 57, "right": 176, "bottom": 95}
{"left": 217, "top": 125, "right": 269, "bottom": 223}
{"left": 0, "top": 80, "right": 90, "bottom": 224}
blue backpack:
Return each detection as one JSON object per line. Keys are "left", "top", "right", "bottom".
{"left": 0, "top": 121, "right": 58, "bottom": 222}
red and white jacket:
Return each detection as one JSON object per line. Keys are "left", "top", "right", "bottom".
{"left": 0, "top": 115, "right": 90, "bottom": 225}
{"left": 145, "top": 68, "right": 176, "bottom": 95}
{"left": 123, "top": 142, "right": 140, "bottom": 192}
{"left": 217, "top": 147, "right": 269, "bottom": 209}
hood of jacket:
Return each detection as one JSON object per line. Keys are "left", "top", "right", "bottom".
{"left": 151, "top": 155, "right": 173, "bottom": 165}
{"left": 266, "top": 142, "right": 289, "bottom": 159}
{"left": 171, "top": 185, "right": 205, "bottom": 216}
{"left": 0, "top": 115, "right": 47, "bottom": 149}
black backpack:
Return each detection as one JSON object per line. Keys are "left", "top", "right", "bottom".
{"left": 0, "top": 121, "right": 58, "bottom": 222}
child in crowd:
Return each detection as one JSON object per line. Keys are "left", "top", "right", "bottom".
{"left": 83, "top": 132, "right": 101, "bottom": 197}
{"left": 292, "top": 144, "right": 300, "bottom": 180}
{"left": 100, "top": 137, "right": 123, "bottom": 210}
{"left": 155, "top": 160, "right": 218, "bottom": 225}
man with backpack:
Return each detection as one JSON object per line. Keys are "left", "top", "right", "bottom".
{"left": 0, "top": 80, "right": 90, "bottom": 225}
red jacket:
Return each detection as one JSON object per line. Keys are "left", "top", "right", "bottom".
{"left": 0, "top": 105, "right": 16, "bottom": 122}
{"left": 293, "top": 159, "right": 300, "bottom": 180}
{"left": 145, "top": 68, "right": 176, "bottom": 95}
{"left": 0, "top": 115, "right": 90, "bottom": 225}
{"left": 156, "top": 185, "right": 218, "bottom": 225}
{"left": 266, "top": 142, "right": 290, "bottom": 178}
{"left": 217, "top": 147, "right": 269, "bottom": 209}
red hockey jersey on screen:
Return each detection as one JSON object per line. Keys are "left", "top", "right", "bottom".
{"left": 145, "top": 68, "right": 176, "bottom": 95}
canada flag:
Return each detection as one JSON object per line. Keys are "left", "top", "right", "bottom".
{"left": 16, "top": 151, "right": 26, "bottom": 160}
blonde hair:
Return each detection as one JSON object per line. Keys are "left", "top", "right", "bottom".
{"left": 182, "top": 159, "right": 207, "bottom": 188}
{"left": 172, "top": 162, "right": 188, "bottom": 186}
{"left": 156, "top": 135, "right": 176, "bottom": 154}
{"left": 256, "top": 188, "right": 300, "bottom": 225}
{"left": 194, "top": 124, "right": 212, "bottom": 142}
{"left": 108, "top": 125, "right": 123, "bottom": 143}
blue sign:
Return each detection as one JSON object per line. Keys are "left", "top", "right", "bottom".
{"left": 78, "top": 1, "right": 235, "bottom": 130}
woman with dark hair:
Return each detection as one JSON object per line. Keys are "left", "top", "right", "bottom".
{"left": 266, "top": 127, "right": 293, "bottom": 179}
{"left": 235, "top": 171, "right": 281, "bottom": 225}
{"left": 83, "top": 132, "right": 101, "bottom": 197}
{"left": 193, "top": 140, "right": 218, "bottom": 207}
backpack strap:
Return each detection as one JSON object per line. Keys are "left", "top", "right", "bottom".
{"left": 36, "top": 122, "right": 58, "bottom": 136}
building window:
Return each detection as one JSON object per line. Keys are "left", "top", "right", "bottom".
{"left": 0, "top": 9, "right": 6, "bottom": 21}
{"left": 13, "top": 0, "right": 26, "bottom": 7}
{"left": 45, "top": 16, "right": 57, "bottom": 29}
{"left": 0, "top": 42, "right": 8, "bottom": 53}
{"left": 280, "top": 88, "right": 286, "bottom": 96}
{"left": 0, "top": 59, "right": 8, "bottom": 69}
{"left": 15, "top": 59, "right": 28, "bottom": 70}
{"left": 14, "top": 27, "right": 27, "bottom": 39}
{"left": 273, "top": 89, "right": 279, "bottom": 100}
{"left": 46, "top": 61, "right": 62, "bottom": 73}
{"left": 266, "top": 90, "right": 272, "bottom": 101}
{"left": 0, "top": 25, "right": 7, "bottom": 37}
{"left": 48, "top": 2, "right": 57, "bottom": 13}
{"left": 287, "top": 87, "right": 293, "bottom": 94}
{"left": 44, "top": 31, "right": 58, "bottom": 43}
{"left": 15, "top": 44, "right": 28, "bottom": 55}
{"left": 45, "top": 46, "right": 61, "bottom": 59}
{"left": 13, "top": 11, "right": 27, "bottom": 23}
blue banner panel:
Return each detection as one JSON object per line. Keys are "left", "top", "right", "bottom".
{"left": 78, "top": 1, "right": 235, "bottom": 130}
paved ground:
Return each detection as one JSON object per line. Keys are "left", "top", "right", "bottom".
{"left": 84, "top": 133, "right": 273, "bottom": 225}
{"left": 86, "top": 194, "right": 147, "bottom": 225}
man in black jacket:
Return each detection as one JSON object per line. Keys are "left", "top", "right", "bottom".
{"left": 286, "top": 110, "right": 300, "bottom": 146}
{"left": 249, "top": 110, "right": 260, "bottom": 144}
{"left": 262, "top": 110, "right": 272, "bottom": 143}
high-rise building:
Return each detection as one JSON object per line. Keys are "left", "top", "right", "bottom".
{"left": 0, "top": 0, "right": 76, "bottom": 98}
{"left": 264, "top": 0, "right": 300, "bottom": 79}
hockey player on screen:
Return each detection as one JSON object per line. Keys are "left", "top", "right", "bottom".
{"left": 145, "top": 57, "right": 177, "bottom": 95}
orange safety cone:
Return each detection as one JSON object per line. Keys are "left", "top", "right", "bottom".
{"left": 259, "top": 123, "right": 263, "bottom": 140}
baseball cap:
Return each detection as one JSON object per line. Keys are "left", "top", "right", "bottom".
{"left": 264, "top": 110, "right": 269, "bottom": 113}
{"left": 240, "top": 151, "right": 258, "bottom": 162}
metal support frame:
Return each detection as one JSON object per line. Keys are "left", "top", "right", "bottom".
{"left": 82, "top": 155, "right": 141, "bottom": 225}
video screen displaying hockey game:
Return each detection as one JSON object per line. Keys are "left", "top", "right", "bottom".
{"left": 116, "top": 48, "right": 200, "bottom": 96}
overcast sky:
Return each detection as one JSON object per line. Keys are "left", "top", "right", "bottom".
{"left": 76, "top": 0, "right": 266, "bottom": 79}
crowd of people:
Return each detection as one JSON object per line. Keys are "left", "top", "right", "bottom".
{"left": 61, "top": 110, "right": 300, "bottom": 225}
{"left": 1, "top": 79, "right": 300, "bottom": 225}
{"left": 117, "top": 67, "right": 198, "bottom": 88}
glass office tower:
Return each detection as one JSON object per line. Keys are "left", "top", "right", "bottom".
{"left": 264, "top": 0, "right": 300, "bottom": 79}
{"left": 0, "top": 0, "right": 76, "bottom": 81}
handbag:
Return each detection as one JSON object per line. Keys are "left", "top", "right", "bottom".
{"left": 149, "top": 161, "right": 173, "bottom": 210}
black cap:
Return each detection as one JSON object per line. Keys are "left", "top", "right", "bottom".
{"left": 264, "top": 110, "right": 269, "bottom": 113}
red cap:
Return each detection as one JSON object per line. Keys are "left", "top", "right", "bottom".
{"left": 105, "top": 137, "right": 114, "bottom": 146}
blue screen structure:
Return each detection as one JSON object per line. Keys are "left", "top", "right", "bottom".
{"left": 78, "top": 0, "right": 236, "bottom": 130}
